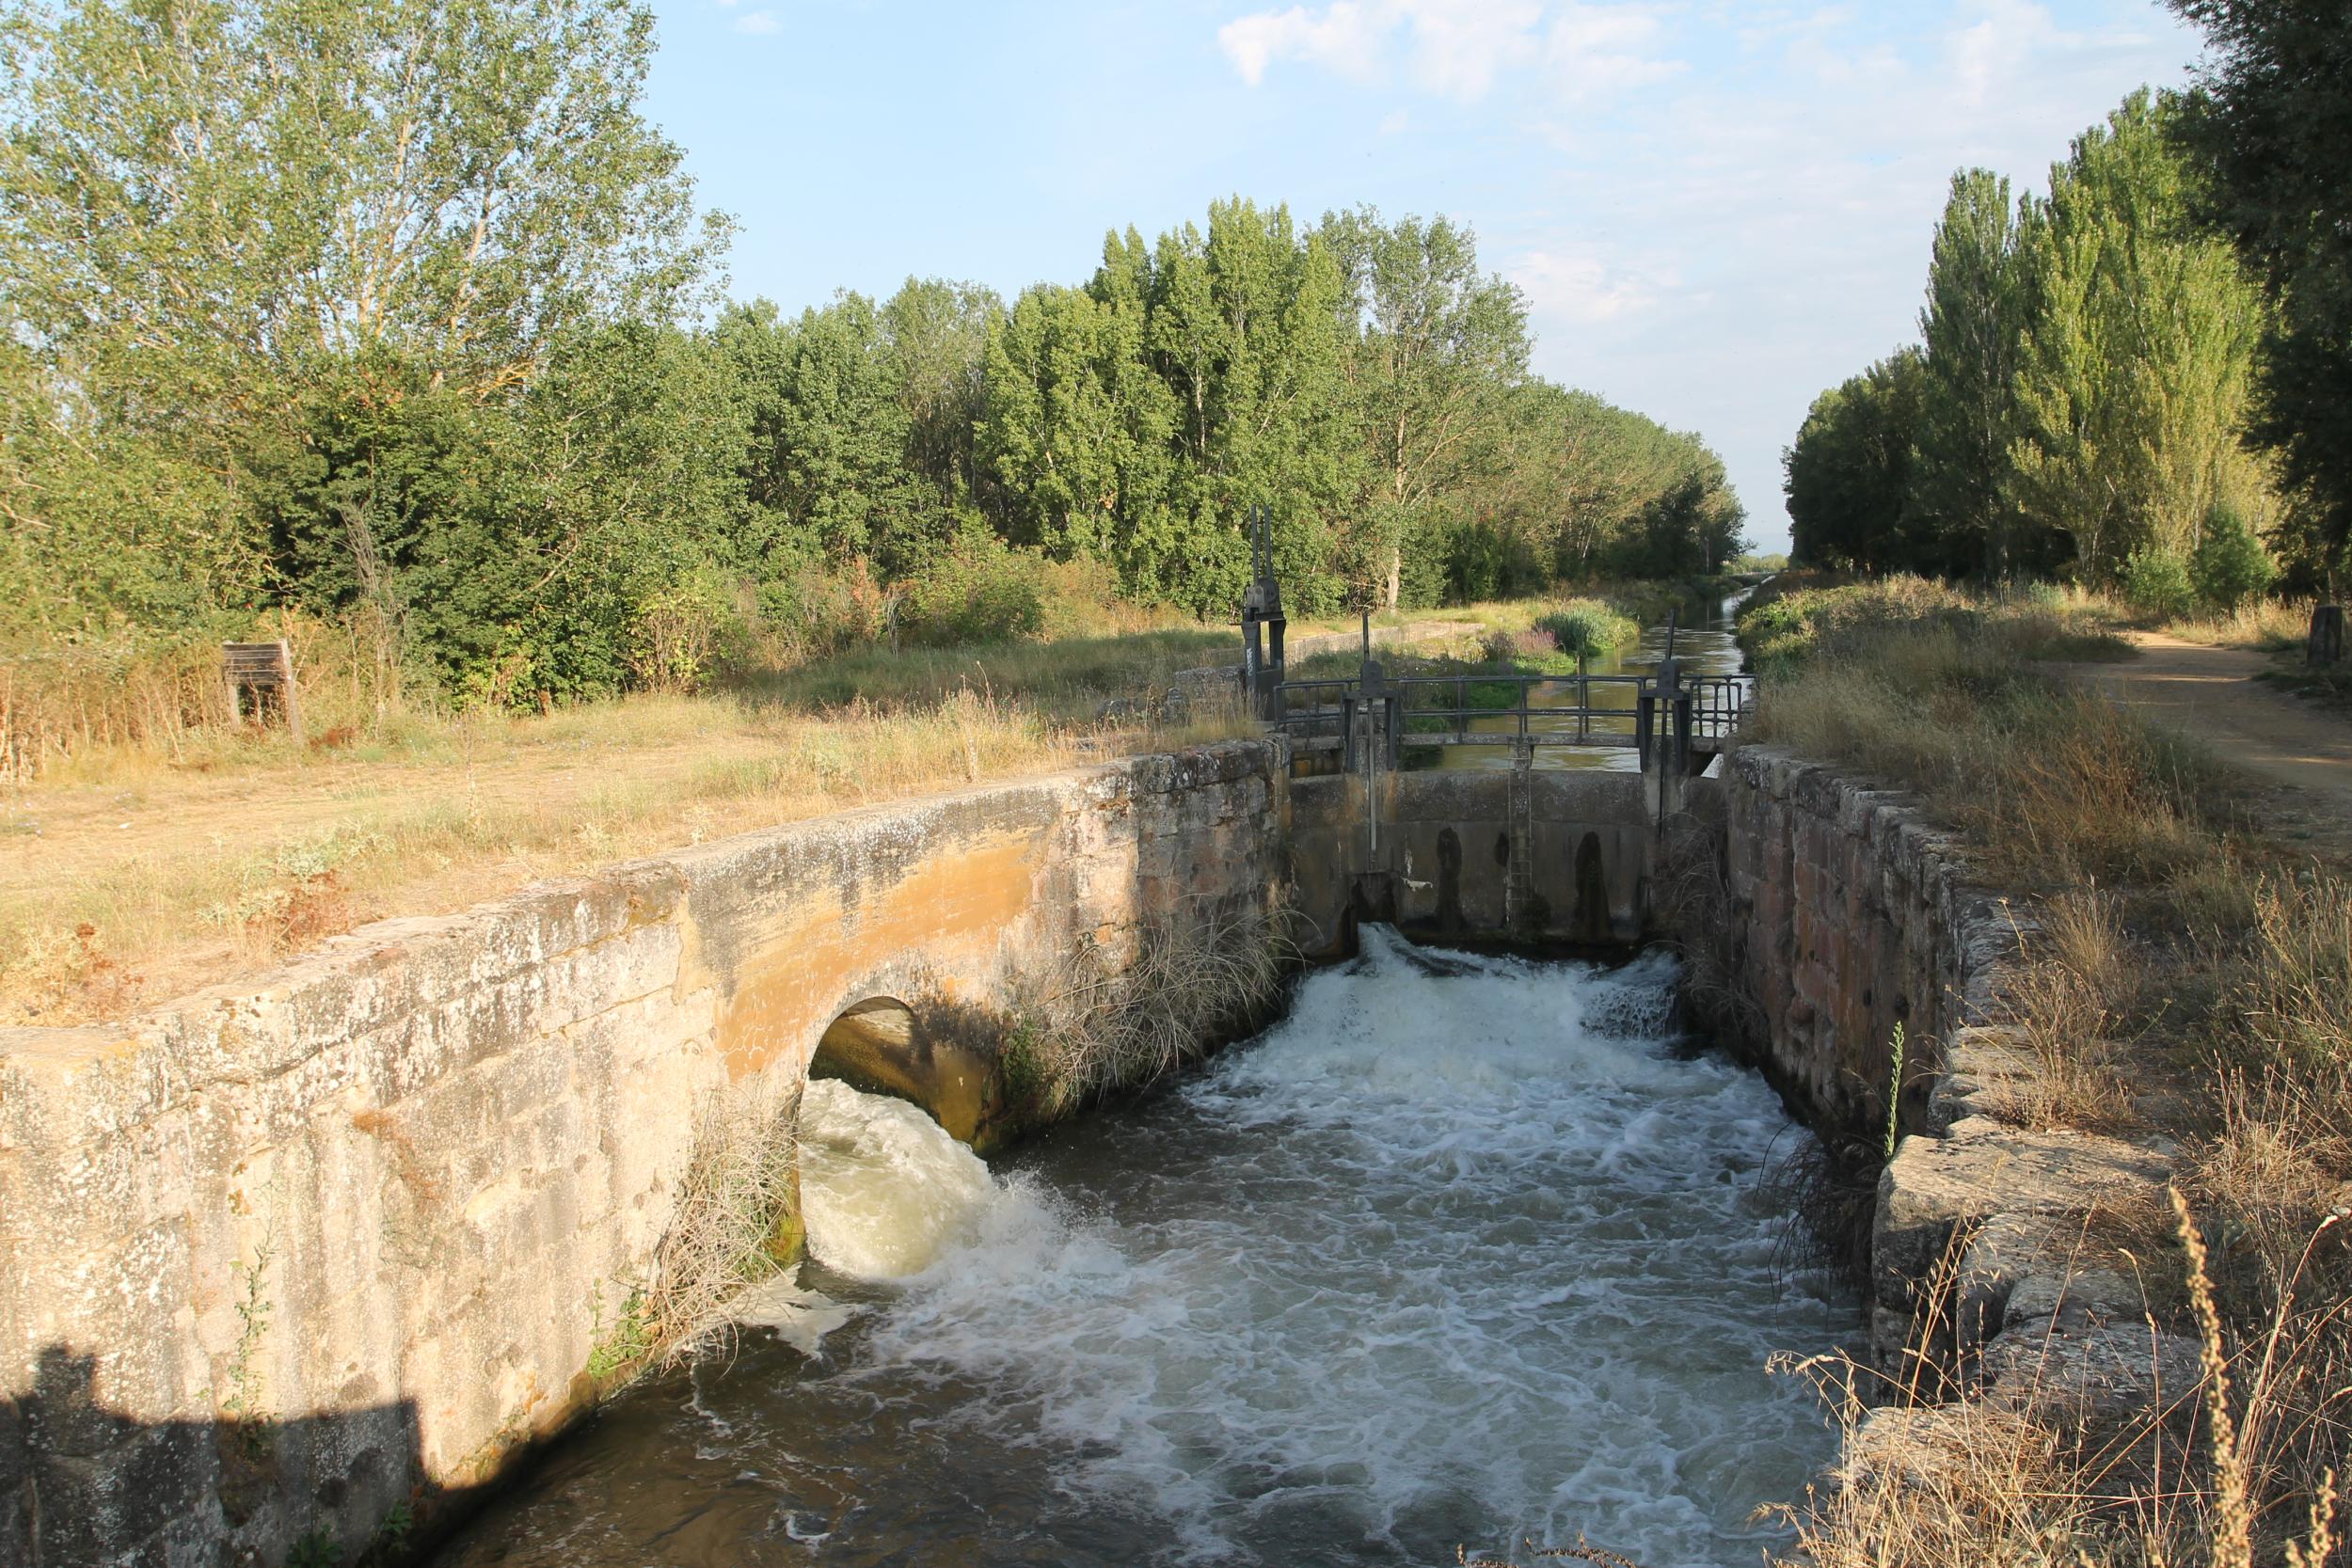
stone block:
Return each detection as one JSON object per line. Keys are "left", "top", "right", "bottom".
{"left": 1876, "top": 1119, "right": 2169, "bottom": 1313}
{"left": 1979, "top": 1322, "right": 2201, "bottom": 1449}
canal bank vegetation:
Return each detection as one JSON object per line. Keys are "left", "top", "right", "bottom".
{"left": 1785, "top": 8, "right": 2352, "bottom": 612}
{"left": 1, "top": 582, "right": 1702, "bottom": 1026}
{"left": 0, "top": 0, "right": 1756, "bottom": 1029}
{"left": 0, "top": 0, "right": 1751, "bottom": 789}
{"left": 1739, "top": 578, "right": 2352, "bottom": 1566}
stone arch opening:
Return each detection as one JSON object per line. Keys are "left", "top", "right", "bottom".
{"left": 809, "top": 994, "right": 992, "bottom": 1145}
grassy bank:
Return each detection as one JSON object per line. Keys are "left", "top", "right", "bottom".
{"left": 2, "top": 593, "right": 1661, "bottom": 1026}
{"left": 1739, "top": 579, "right": 2350, "bottom": 1567}
{"left": 0, "top": 620, "right": 1273, "bottom": 1026}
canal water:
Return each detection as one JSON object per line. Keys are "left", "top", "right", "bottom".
{"left": 1427, "top": 586, "right": 1754, "bottom": 771}
{"left": 435, "top": 929, "right": 1850, "bottom": 1568}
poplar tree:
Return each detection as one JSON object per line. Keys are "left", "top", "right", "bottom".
{"left": 1321, "top": 207, "right": 1532, "bottom": 610}
{"left": 2169, "top": 0, "right": 2352, "bottom": 589}
{"left": 1911, "top": 169, "right": 2029, "bottom": 578}
{"left": 2007, "top": 90, "right": 2271, "bottom": 578}
{"left": 1785, "top": 349, "right": 1927, "bottom": 572}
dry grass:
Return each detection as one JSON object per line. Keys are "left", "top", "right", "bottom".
{"left": 2155, "top": 598, "right": 2318, "bottom": 654}
{"left": 1743, "top": 632, "right": 2232, "bottom": 891}
{"left": 0, "top": 682, "right": 1258, "bottom": 1025}
{"left": 644, "top": 1077, "right": 803, "bottom": 1367}
{"left": 1747, "top": 578, "right": 2352, "bottom": 1566}
{"left": 1002, "top": 898, "right": 1293, "bottom": 1115}
{"left": 1774, "top": 1197, "right": 2348, "bottom": 1568}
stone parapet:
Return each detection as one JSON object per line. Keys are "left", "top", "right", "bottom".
{"left": 1694, "top": 744, "right": 2186, "bottom": 1494}
{"left": 1, "top": 740, "right": 1289, "bottom": 1568}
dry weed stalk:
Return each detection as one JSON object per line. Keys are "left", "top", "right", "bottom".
{"left": 1007, "top": 899, "right": 1291, "bottom": 1108}
{"left": 1458, "top": 1540, "right": 1644, "bottom": 1567}
{"left": 644, "top": 1079, "right": 802, "bottom": 1366}
{"left": 1773, "top": 1194, "right": 2347, "bottom": 1568}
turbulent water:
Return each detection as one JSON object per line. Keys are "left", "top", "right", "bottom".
{"left": 437, "top": 931, "right": 1850, "bottom": 1568}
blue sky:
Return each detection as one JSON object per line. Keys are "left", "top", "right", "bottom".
{"left": 638, "top": 0, "right": 2205, "bottom": 552}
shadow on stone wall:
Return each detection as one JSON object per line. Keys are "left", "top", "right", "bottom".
{"left": 4, "top": 1345, "right": 472, "bottom": 1568}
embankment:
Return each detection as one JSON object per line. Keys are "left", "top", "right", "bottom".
{"left": 5, "top": 725, "right": 2186, "bottom": 1568}
{"left": 1692, "top": 746, "right": 2189, "bottom": 1464}
{"left": 0, "top": 742, "right": 1285, "bottom": 1567}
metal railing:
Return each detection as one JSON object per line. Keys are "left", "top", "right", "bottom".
{"left": 1274, "top": 670, "right": 1750, "bottom": 762}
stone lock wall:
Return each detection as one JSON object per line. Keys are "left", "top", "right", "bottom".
{"left": 1288, "top": 768, "right": 1656, "bottom": 955}
{"left": 0, "top": 740, "right": 1288, "bottom": 1568}
{"left": 1699, "top": 747, "right": 1999, "bottom": 1137}
{"left": 1697, "top": 744, "right": 2192, "bottom": 1465}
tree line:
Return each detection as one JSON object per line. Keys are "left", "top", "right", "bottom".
{"left": 1785, "top": 0, "right": 2350, "bottom": 605}
{"left": 0, "top": 0, "right": 1743, "bottom": 711}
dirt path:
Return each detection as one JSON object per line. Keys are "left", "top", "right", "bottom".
{"left": 2069, "top": 632, "right": 2352, "bottom": 853}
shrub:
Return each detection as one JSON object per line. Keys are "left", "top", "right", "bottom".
{"left": 628, "top": 570, "right": 751, "bottom": 695}
{"left": 2121, "top": 546, "right": 2196, "bottom": 621}
{"left": 898, "top": 531, "right": 1047, "bottom": 646}
{"left": 1532, "top": 597, "right": 1640, "bottom": 657}
{"left": 754, "top": 560, "right": 895, "bottom": 664}
{"left": 2190, "top": 504, "right": 2278, "bottom": 615}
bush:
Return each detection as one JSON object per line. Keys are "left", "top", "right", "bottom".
{"left": 755, "top": 561, "right": 896, "bottom": 664}
{"left": 2121, "top": 546, "right": 2196, "bottom": 622}
{"left": 898, "top": 532, "right": 1050, "bottom": 646}
{"left": 628, "top": 571, "right": 752, "bottom": 695}
{"left": 2189, "top": 505, "right": 2277, "bottom": 615}
{"left": 1532, "top": 597, "right": 1640, "bottom": 657}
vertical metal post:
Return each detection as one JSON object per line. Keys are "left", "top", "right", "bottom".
{"left": 1577, "top": 645, "right": 1588, "bottom": 745}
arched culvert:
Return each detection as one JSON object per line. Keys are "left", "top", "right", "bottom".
{"left": 810, "top": 995, "right": 993, "bottom": 1146}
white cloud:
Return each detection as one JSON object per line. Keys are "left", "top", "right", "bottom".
{"left": 1220, "top": 0, "right": 1644, "bottom": 103}
{"left": 1211, "top": 0, "right": 2197, "bottom": 550}
{"left": 1948, "top": 0, "right": 2060, "bottom": 107}
{"left": 731, "top": 8, "right": 778, "bottom": 31}
{"left": 1509, "top": 247, "right": 1664, "bottom": 325}
{"left": 1395, "top": 0, "right": 1545, "bottom": 100}
{"left": 1546, "top": 4, "right": 1684, "bottom": 102}
{"left": 1218, "top": 2, "right": 1389, "bottom": 87}
{"left": 1379, "top": 108, "right": 1412, "bottom": 134}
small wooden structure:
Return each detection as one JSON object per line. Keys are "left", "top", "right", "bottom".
{"left": 222, "top": 640, "right": 302, "bottom": 740}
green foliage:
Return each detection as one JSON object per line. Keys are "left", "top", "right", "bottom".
{"left": 898, "top": 530, "right": 1049, "bottom": 645}
{"left": 2122, "top": 546, "right": 2198, "bottom": 621}
{"left": 222, "top": 1241, "right": 277, "bottom": 1455}
{"left": 586, "top": 1283, "right": 654, "bottom": 1379}
{"left": 373, "top": 1499, "right": 415, "bottom": 1555}
{"left": 2190, "top": 503, "right": 2278, "bottom": 613}
{"left": 2009, "top": 91, "right": 2273, "bottom": 581}
{"left": 1785, "top": 349, "right": 1926, "bottom": 572}
{"left": 285, "top": 1528, "right": 342, "bottom": 1568}
{"left": 0, "top": 0, "right": 1748, "bottom": 739}
{"left": 1532, "top": 600, "right": 1640, "bottom": 657}
{"left": 1911, "top": 167, "right": 2030, "bottom": 578}
{"left": 1794, "top": 87, "right": 2289, "bottom": 593}
{"left": 2169, "top": 0, "right": 2352, "bottom": 589}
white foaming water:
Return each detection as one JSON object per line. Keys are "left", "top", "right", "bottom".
{"left": 796, "top": 1076, "right": 1000, "bottom": 1279}
{"left": 786, "top": 932, "right": 1843, "bottom": 1565}
{"left": 434, "top": 932, "right": 1848, "bottom": 1568}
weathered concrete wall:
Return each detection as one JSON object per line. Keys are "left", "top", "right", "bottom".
{"left": 0, "top": 740, "right": 1288, "bottom": 1568}
{"left": 1289, "top": 768, "right": 1655, "bottom": 954}
{"left": 1693, "top": 744, "right": 2188, "bottom": 1470}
